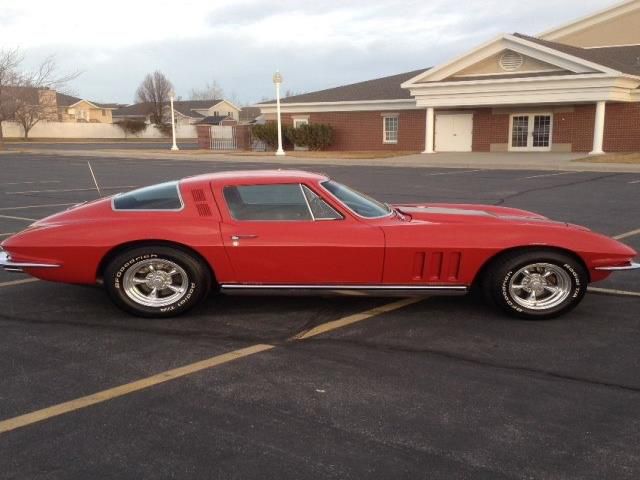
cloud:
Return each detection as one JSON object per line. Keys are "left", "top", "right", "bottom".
{"left": 3, "top": 0, "right": 617, "bottom": 104}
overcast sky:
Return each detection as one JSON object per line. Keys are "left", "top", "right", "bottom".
{"left": 0, "top": 0, "right": 616, "bottom": 105}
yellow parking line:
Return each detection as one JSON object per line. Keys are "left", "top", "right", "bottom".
{"left": 0, "top": 344, "right": 275, "bottom": 434}
{"left": 289, "top": 297, "right": 423, "bottom": 340}
{"left": 0, "top": 298, "right": 423, "bottom": 434}
{"left": 614, "top": 228, "right": 640, "bottom": 240}
{"left": 0, "top": 278, "right": 40, "bottom": 288}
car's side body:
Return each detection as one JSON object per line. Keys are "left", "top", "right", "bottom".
{"left": 2, "top": 170, "right": 636, "bottom": 295}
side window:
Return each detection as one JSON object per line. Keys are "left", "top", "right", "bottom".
{"left": 383, "top": 116, "right": 398, "bottom": 144}
{"left": 113, "top": 181, "right": 182, "bottom": 210}
{"left": 302, "top": 185, "right": 342, "bottom": 220}
{"left": 224, "top": 184, "right": 312, "bottom": 221}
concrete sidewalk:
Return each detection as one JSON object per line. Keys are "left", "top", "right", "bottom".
{"left": 6, "top": 148, "right": 640, "bottom": 173}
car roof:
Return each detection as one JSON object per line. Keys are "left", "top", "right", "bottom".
{"left": 182, "top": 169, "right": 329, "bottom": 186}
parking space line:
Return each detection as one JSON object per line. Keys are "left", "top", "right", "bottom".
{"left": 0, "top": 214, "right": 37, "bottom": 222}
{"left": 0, "top": 297, "right": 422, "bottom": 434}
{"left": 614, "top": 228, "right": 640, "bottom": 240}
{"left": 422, "top": 169, "right": 483, "bottom": 177}
{"left": 0, "top": 232, "right": 16, "bottom": 237}
{"left": 0, "top": 180, "right": 61, "bottom": 186}
{"left": 0, "top": 278, "right": 39, "bottom": 288}
{"left": 588, "top": 287, "right": 640, "bottom": 298}
{"left": 629, "top": 180, "right": 640, "bottom": 184}
{"left": 0, "top": 202, "right": 76, "bottom": 211}
{"left": 5, "top": 186, "right": 136, "bottom": 195}
{"left": 0, "top": 344, "right": 275, "bottom": 434}
{"left": 289, "top": 297, "right": 423, "bottom": 340}
{"left": 519, "top": 172, "right": 577, "bottom": 180}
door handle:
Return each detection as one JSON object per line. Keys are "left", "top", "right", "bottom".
{"left": 231, "top": 234, "right": 258, "bottom": 240}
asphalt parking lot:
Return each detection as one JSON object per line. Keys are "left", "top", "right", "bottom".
{"left": 1, "top": 152, "right": 639, "bottom": 479}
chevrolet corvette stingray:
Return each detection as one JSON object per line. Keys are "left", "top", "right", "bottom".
{"left": 1, "top": 170, "right": 638, "bottom": 319}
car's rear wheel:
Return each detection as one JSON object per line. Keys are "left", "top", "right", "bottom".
{"left": 104, "top": 246, "right": 211, "bottom": 318}
{"left": 483, "top": 250, "right": 588, "bottom": 320}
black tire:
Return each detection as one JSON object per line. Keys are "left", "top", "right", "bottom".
{"left": 104, "top": 245, "right": 212, "bottom": 318}
{"left": 482, "top": 250, "right": 588, "bottom": 320}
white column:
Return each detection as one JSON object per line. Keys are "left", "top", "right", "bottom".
{"left": 423, "top": 107, "right": 435, "bottom": 154}
{"left": 589, "top": 101, "right": 606, "bottom": 155}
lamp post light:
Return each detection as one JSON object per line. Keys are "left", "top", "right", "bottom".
{"left": 169, "top": 95, "right": 179, "bottom": 151}
{"left": 273, "top": 70, "right": 285, "bottom": 156}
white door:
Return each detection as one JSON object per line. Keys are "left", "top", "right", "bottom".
{"left": 509, "top": 114, "right": 553, "bottom": 151}
{"left": 435, "top": 114, "right": 473, "bottom": 152}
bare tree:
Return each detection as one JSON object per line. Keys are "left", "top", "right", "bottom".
{"left": 0, "top": 48, "right": 22, "bottom": 148}
{"left": 0, "top": 50, "right": 80, "bottom": 143}
{"left": 135, "top": 71, "right": 174, "bottom": 124}
{"left": 189, "top": 80, "right": 224, "bottom": 101}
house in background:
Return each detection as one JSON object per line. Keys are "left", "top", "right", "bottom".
{"left": 55, "top": 93, "right": 121, "bottom": 123}
{"left": 113, "top": 99, "right": 242, "bottom": 125}
{"left": 239, "top": 106, "right": 262, "bottom": 124}
{"left": 257, "top": 0, "right": 640, "bottom": 154}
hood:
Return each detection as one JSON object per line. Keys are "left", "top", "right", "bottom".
{"left": 394, "top": 203, "right": 568, "bottom": 226}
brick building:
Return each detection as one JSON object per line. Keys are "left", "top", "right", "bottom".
{"left": 258, "top": 0, "right": 640, "bottom": 154}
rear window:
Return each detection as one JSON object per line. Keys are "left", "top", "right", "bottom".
{"left": 113, "top": 181, "right": 182, "bottom": 210}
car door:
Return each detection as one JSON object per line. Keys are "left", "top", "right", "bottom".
{"left": 213, "top": 182, "right": 385, "bottom": 284}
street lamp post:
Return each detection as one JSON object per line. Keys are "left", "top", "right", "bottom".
{"left": 169, "top": 96, "right": 179, "bottom": 151}
{"left": 273, "top": 70, "right": 285, "bottom": 156}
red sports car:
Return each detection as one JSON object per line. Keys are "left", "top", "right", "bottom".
{"left": 1, "top": 170, "right": 638, "bottom": 319}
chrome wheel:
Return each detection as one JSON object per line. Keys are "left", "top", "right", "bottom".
{"left": 508, "top": 263, "right": 572, "bottom": 311}
{"left": 122, "top": 259, "right": 189, "bottom": 308}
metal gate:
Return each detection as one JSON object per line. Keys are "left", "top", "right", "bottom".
{"left": 209, "top": 126, "right": 236, "bottom": 150}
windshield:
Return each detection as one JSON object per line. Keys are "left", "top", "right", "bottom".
{"left": 321, "top": 180, "right": 391, "bottom": 218}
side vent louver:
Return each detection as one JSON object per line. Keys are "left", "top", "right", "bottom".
{"left": 196, "top": 203, "right": 212, "bottom": 217}
{"left": 191, "top": 189, "right": 212, "bottom": 217}
{"left": 191, "top": 189, "right": 207, "bottom": 202}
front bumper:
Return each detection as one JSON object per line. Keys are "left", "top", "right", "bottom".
{"left": 594, "top": 262, "right": 640, "bottom": 271}
{"left": 0, "top": 250, "right": 61, "bottom": 273}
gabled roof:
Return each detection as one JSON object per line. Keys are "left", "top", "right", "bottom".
{"left": 258, "top": 68, "right": 429, "bottom": 105}
{"left": 239, "top": 106, "right": 261, "bottom": 122}
{"left": 113, "top": 99, "right": 227, "bottom": 118}
{"left": 196, "top": 115, "right": 233, "bottom": 125}
{"left": 56, "top": 92, "right": 120, "bottom": 110}
{"left": 514, "top": 33, "right": 640, "bottom": 76}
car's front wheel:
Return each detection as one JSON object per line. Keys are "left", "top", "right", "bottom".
{"left": 483, "top": 250, "right": 588, "bottom": 320}
{"left": 104, "top": 245, "right": 212, "bottom": 318}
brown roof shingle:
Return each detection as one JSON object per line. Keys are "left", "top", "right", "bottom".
{"left": 259, "top": 68, "right": 430, "bottom": 104}
{"left": 514, "top": 33, "right": 640, "bottom": 76}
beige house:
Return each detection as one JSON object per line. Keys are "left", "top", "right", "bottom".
{"left": 113, "top": 99, "right": 242, "bottom": 125}
{"left": 56, "top": 93, "right": 120, "bottom": 123}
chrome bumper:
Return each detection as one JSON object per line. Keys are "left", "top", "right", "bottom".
{"left": 595, "top": 262, "right": 640, "bottom": 271}
{"left": 0, "top": 251, "right": 61, "bottom": 273}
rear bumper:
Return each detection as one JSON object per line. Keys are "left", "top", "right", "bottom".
{"left": 0, "top": 250, "right": 61, "bottom": 273}
{"left": 594, "top": 262, "right": 640, "bottom": 271}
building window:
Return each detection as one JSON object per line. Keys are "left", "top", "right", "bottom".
{"left": 101, "top": 109, "right": 106, "bottom": 116}
{"left": 383, "top": 116, "right": 398, "bottom": 144}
